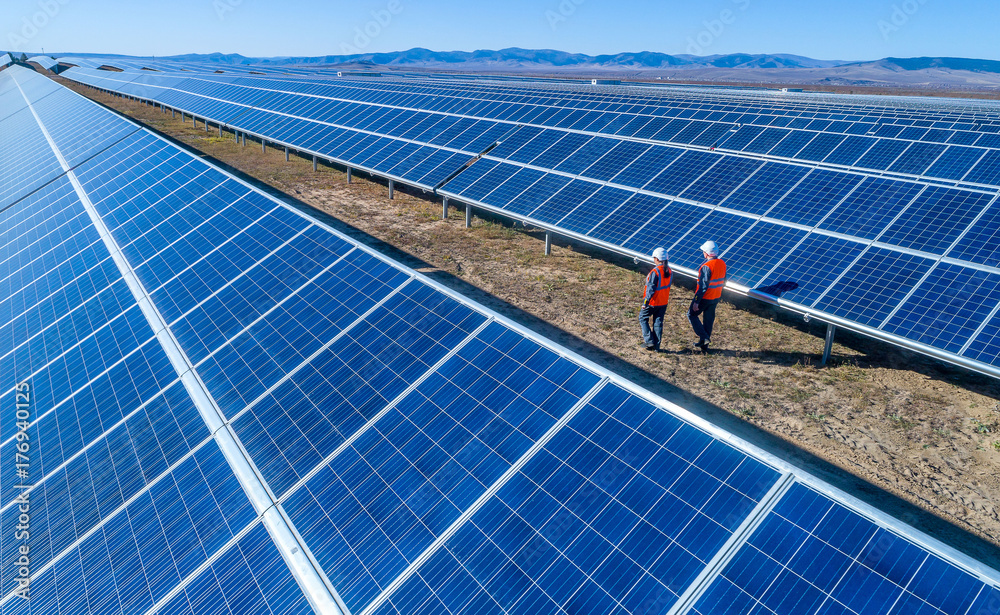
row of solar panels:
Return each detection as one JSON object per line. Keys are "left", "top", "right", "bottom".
{"left": 6, "top": 65, "right": 1000, "bottom": 614}
{"left": 63, "top": 66, "right": 1000, "bottom": 191}
{"left": 206, "top": 69, "right": 1000, "bottom": 148}
{"left": 55, "top": 55, "right": 335, "bottom": 76}
{"left": 60, "top": 67, "right": 1000, "bottom": 384}
{"left": 59, "top": 53, "right": 1000, "bottom": 134}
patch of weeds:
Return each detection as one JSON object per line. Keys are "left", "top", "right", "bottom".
{"left": 711, "top": 379, "right": 732, "bottom": 389}
{"left": 889, "top": 413, "right": 915, "bottom": 430}
{"left": 476, "top": 221, "right": 519, "bottom": 240}
{"left": 993, "top": 441, "right": 1000, "bottom": 452}
{"left": 806, "top": 411, "right": 827, "bottom": 422}
{"left": 787, "top": 389, "right": 813, "bottom": 403}
{"left": 735, "top": 407, "right": 756, "bottom": 418}
{"left": 971, "top": 418, "right": 997, "bottom": 434}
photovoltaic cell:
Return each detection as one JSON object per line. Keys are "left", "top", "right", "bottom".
{"left": 281, "top": 321, "right": 600, "bottom": 613}
{"left": 381, "top": 384, "right": 780, "bottom": 615}
{"left": 756, "top": 233, "right": 868, "bottom": 306}
{"left": 720, "top": 163, "right": 810, "bottom": 216}
{"left": 882, "top": 263, "right": 1000, "bottom": 353}
{"left": 766, "top": 169, "right": 863, "bottom": 227}
{"left": 879, "top": 187, "right": 993, "bottom": 254}
{"left": 623, "top": 200, "right": 712, "bottom": 258}
{"left": 722, "top": 223, "right": 809, "bottom": 288}
{"left": 680, "top": 156, "right": 763, "bottom": 206}
{"left": 814, "top": 247, "right": 936, "bottom": 328}
{"left": 693, "top": 482, "right": 994, "bottom": 615}
{"left": 818, "top": 177, "right": 924, "bottom": 240}
{"left": 643, "top": 150, "right": 721, "bottom": 198}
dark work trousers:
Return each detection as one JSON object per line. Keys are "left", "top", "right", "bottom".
{"left": 640, "top": 304, "right": 667, "bottom": 349}
{"left": 688, "top": 297, "right": 721, "bottom": 343}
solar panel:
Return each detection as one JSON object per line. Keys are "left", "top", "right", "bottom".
{"left": 13, "top": 64, "right": 997, "bottom": 614}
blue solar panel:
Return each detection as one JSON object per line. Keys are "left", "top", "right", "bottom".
{"left": 756, "top": 234, "right": 868, "bottom": 306}
{"left": 720, "top": 163, "right": 810, "bottom": 216}
{"left": 814, "top": 247, "right": 936, "bottom": 328}
{"left": 558, "top": 186, "right": 635, "bottom": 235}
{"left": 29, "top": 65, "right": 1000, "bottom": 614}
{"left": 723, "top": 223, "right": 809, "bottom": 288}
{"left": 767, "top": 169, "right": 863, "bottom": 227}
{"left": 375, "top": 383, "right": 780, "bottom": 614}
{"left": 818, "top": 177, "right": 924, "bottom": 240}
{"left": 281, "top": 321, "right": 600, "bottom": 613}
{"left": 693, "top": 482, "right": 995, "bottom": 615}
{"left": 879, "top": 187, "right": 993, "bottom": 254}
{"left": 883, "top": 263, "right": 1000, "bottom": 353}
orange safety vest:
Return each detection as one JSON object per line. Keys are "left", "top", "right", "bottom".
{"left": 698, "top": 258, "right": 727, "bottom": 301}
{"left": 646, "top": 264, "right": 672, "bottom": 306}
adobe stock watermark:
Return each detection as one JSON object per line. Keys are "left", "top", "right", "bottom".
{"left": 7, "top": 0, "right": 71, "bottom": 51}
{"left": 546, "top": 0, "right": 586, "bottom": 31}
{"left": 214, "top": 0, "right": 243, "bottom": 21}
{"left": 339, "top": 0, "right": 403, "bottom": 55}
{"left": 877, "top": 0, "right": 929, "bottom": 40}
{"left": 685, "top": 0, "right": 751, "bottom": 56}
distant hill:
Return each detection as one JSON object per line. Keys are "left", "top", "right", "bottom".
{"left": 51, "top": 48, "right": 1000, "bottom": 89}
{"left": 844, "top": 56, "right": 1000, "bottom": 73}
{"left": 153, "top": 48, "right": 856, "bottom": 70}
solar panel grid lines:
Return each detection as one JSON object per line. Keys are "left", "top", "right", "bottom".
{"left": 10, "top": 67, "right": 344, "bottom": 614}
{"left": 120, "top": 82, "right": 485, "bottom": 191}
{"left": 0, "top": 429, "right": 219, "bottom": 608}
{"left": 689, "top": 479, "right": 1000, "bottom": 615}
{"left": 15, "top": 65, "right": 992, "bottom": 612}
{"left": 874, "top": 194, "right": 1000, "bottom": 331}
{"left": 71, "top": 68, "right": 1000, "bottom": 195}
{"left": 661, "top": 473, "right": 796, "bottom": 615}
{"left": 354, "top": 376, "right": 611, "bottom": 615}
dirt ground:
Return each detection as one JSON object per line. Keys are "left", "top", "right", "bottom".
{"left": 60, "top": 79, "right": 1000, "bottom": 557}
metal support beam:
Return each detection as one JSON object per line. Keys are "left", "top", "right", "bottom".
{"left": 193, "top": 116, "right": 197, "bottom": 128}
{"left": 347, "top": 167, "right": 352, "bottom": 183}
{"left": 388, "top": 180, "right": 395, "bottom": 200}
{"left": 313, "top": 155, "right": 317, "bottom": 171}
{"left": 171, "top": 108, "right": 174, "bottom": 118}
{"left": 821, "top": 323, "right": 836, "bottom": 366}
{"left": 242, "top": 132, "right": 246, "bottom": 147}
{"left": 219, "top": 124, "right": 223, "bottom": 137}
{"left": 285, "top": 147, "right": 289, "bottom": 162}
{"left": 545, "top": 232, "right": 552, "bottom": 256}
{"left": 465, "top": 204, "right": 472, "bottom": 228}
{"left": 262, "top": 140, "right": 266, "bottom": 153}
{"left": 442, "top": 197, "right": 448, "bottom": 219}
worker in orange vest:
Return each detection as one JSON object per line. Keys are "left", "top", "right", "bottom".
{"left": 640, "top": 247, "right": 671, "bottom": 351}
{"left": 690, "top": 240, "right": 727, "bottom": 352}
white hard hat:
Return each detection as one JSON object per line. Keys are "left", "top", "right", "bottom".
{"left": 700, "top": 240, "right": 718, "bottom": 256}
{"left": 652, "top": 247, "right": 668, "bottom": 261}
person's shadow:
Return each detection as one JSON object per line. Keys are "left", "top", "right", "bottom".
{"left": 755, "top": 280, "right": 799, "bottom": 297}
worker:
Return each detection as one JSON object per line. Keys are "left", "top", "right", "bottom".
{"left": 689, "top": 240, "right": 726, "bottom": 352}
{"left": 640, "top": 247, "right": 671, "bottom": 351}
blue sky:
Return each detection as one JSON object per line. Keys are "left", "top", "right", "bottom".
{"left": 4, "top": 0, "right": 996, "bottom": 61}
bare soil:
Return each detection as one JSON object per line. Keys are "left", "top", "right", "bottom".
{"left": 61, "top": 79, "right": 1000, "bottom": 556}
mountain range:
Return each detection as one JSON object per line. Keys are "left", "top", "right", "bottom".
{"left": 55, "top": 49, "right": 1000, "bottom": 89}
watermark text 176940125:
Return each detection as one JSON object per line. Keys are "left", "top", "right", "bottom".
{"left": 13, "top": 382, "right": 31, "bottom": 600}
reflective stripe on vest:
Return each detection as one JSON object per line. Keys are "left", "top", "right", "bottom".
{"left": 699, "top": 258, "right": 727, "bottom": 301}
{"left": 647, "top": 265, "right": 672, "bottom": 306}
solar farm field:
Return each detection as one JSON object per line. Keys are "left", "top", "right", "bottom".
{"left": 1, "top": 59, "right": 998, "bottom": 615}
